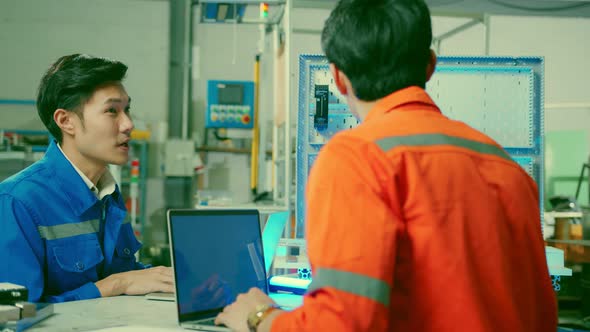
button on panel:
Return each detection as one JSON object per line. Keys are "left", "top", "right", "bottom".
{"left": 207, "top": 104, "right": 253, "bottom": 128}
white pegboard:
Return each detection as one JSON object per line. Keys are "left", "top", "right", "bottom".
{"left": 427, "top": 68, "right": 534, "bottom": 148}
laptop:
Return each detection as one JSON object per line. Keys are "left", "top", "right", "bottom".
{"left": 147, "top": 210, "right": 289, "bottom": 302}
{"left": 166, "top": 209, "right": 288, "bottom": 331}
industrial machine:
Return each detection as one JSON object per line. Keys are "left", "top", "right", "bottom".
{"left": 206, "top": 80, "right": 255, "bottom": 129}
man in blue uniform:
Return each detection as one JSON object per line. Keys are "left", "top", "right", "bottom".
{"left": 0, "top": 54, "right": 174, "bottom": 302}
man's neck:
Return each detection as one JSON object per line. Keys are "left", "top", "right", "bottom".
{"left": 59, "top": 141, "right": 107, "bottom": 185}
{"left": 351, "top": 96, "right": 378, "bottom": 122}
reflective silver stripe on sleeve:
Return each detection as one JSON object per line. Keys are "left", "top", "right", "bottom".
{"left": 38, "top": 219, "right": 100, "bottom": 240}
{"left": 307, "top": 268, "right": 391, "bottom": 306}
{"left": 375, "top": 133, "right": 512, "bottom": 161}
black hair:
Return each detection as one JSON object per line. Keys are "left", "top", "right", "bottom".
{"left": 36, "top": 54, "right": 128, "bottom": 143}
{"left": 321, "top": 0, "right": 432, "bottom": 101}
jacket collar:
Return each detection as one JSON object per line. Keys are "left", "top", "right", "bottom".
{"left": 43, "top": 140, "right": 122, "bottom": 216}
{"left": 365, "top": 86, "right": 441, "bottom": 122}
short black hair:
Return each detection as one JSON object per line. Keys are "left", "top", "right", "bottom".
{"left": 36, "top": 54, "right": 128, "bottom": 143}
{"left": 321, "top": 0, "right": 432, "bottom": 101}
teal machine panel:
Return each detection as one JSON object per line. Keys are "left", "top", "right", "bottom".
{"left": 296, "top": 55, "right": 544, "bottom": 239}
{"left": 206, "top": 80, "right": 254, "bottom": 129}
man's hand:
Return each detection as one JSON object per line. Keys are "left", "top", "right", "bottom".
{"left": 96, "top": 266, "right": 174, "bottom": 297}
{"left": 190, "top": 274, "right": 232, "bottom": 308}
{"left": 215, "top": 287, "right": 279, "bottom": 332}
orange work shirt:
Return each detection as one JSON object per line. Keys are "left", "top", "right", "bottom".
{"left": 272, "top": 86, "right": 557, "bottom": 331}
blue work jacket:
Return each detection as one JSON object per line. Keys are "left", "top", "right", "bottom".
{"left": 0, "top": 140, "right": 144, "bottom": 302}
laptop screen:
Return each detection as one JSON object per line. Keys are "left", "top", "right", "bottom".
{"left": 168, "top": 209, "right": 266, "bottom": 322}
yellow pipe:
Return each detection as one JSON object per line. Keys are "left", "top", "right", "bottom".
{"left": 250, "top": 55, "right": 261, "bottom": 195}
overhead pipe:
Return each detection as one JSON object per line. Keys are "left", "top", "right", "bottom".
{"left": 0, "top": 100, "right": 35, "bottom": 105}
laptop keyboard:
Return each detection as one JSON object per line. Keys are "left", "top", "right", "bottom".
{"left": 185, "top": 317, "right": 227, "bottom": 329}
{"left": 198, "top": 318, "right": 216, "bottom": 326}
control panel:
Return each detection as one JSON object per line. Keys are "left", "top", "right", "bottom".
{"left": 206, "top": 80, "right": 254, "bottom": 129}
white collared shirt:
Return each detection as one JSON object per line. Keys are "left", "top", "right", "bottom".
{"left": 57, "top": 143, "right": 116, "bottom": 200}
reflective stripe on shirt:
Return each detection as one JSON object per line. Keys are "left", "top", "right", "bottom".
{"left": 38, "top": 219, "right": 100, "bottom": 240}
{"left": 308, "top": 267, "right": 391, "bottom": 306}
{"left": 375, "top": 133, "right": 511, "bottom": 161}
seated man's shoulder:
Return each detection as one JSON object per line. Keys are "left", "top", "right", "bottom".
{"left": 0, "top": 161, "right": 54, "bottom": 200}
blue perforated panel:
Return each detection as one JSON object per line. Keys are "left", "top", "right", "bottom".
{"left": 296, "top": 55, "right": 544, "bottom": 239}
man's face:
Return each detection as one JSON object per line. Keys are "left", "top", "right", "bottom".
{"left": 71, "top": 83, "right": 133, "bottom": 167}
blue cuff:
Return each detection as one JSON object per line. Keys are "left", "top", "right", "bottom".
{"left": 76, "top": 282, "right": 102, "bottom": 300}
{"left": 45, "top": 282, "right": 102, "bottom": 303}
{"left": 135, "top": 261, "right": 151, "bottom": 269}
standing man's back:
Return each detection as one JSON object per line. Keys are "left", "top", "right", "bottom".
{"left": 303, "top": 87, "right": 556, "bottom": 330}
{"left": 214, "top": 0, "right": 557, "bottom": 331}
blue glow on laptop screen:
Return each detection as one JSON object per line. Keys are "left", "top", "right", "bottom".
{"left": 171, "top": 213, "right": 267, "bottom": 315}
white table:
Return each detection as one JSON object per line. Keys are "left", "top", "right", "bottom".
{"left": 28, "top": 293, "right": 302, "bottom": 332}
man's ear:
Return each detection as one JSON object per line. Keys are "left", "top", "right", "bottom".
{"left": 329, "top": 63, "right": 350, "bottom": 96}
{"left": 426, "top": 49, "right": 437, "bottom": 82}
{"left": 53, "top": 109, "right": 75, "bottom": 136}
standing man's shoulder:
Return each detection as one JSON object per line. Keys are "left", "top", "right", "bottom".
{"left": 321, "top": 127, "right": 384, "bottom": 161}
{"left": 309, "top": 127, "right": 392, "bottom": 189}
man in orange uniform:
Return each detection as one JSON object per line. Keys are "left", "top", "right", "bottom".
{"left": 215, "top": 0, "right": 558, "bottom": 331}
